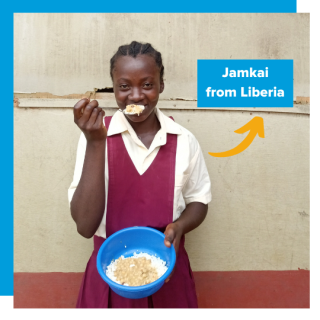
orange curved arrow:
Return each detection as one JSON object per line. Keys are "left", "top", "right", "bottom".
{"left": 209, "top": 116, "right": 265, "bottom": 157}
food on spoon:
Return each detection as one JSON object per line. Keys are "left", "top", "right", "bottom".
{"left": 123, "top": 104, "right": 145, "bottom": 116}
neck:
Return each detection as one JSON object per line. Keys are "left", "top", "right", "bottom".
{"left": 126, "top": 110, "right": 160, "bottom": 135}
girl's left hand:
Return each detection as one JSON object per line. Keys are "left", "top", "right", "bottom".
{"left": 163, "top": 222, "right": 183, "bottom": 283}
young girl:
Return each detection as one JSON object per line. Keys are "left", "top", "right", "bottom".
{"left": 68, "top": 41, "right": 212, "bottom": 308}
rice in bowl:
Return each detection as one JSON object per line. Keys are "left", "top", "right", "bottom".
{"left": 106, "top": 252, "right": 168, "bottom": 286}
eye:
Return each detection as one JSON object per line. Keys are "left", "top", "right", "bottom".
{"left": 119, "top": 84, "right": 129, "bottom": 90}
{"left": 143, "top": 83, "right": 153, "bottom": 88}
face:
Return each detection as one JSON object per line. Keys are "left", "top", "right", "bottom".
{"left": 112, "top": 55, "right": 164, "bottom": 122}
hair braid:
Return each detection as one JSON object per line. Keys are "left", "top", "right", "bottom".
{"left": 119, "top": 46, "right": 128, "bottom": 55}
{"left": 141, "top": 43, "right": 151, "bottom": 54}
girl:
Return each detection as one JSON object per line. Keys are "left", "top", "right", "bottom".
{"left": 68, "top": 41, "right": 212, "bottom": 308}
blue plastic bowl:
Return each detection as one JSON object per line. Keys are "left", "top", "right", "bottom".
{"left": 96, "top": 226, "right": 176, "bottom": 299}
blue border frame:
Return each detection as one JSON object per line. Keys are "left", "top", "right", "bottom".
{"left": 2, "top": 0, "right": 296, "bottom": 297}
{"left": 11, "top": 1, "right": 297, "bottom": 13}
{"left": 2, "top": 11, "right": 14, "bottom": 296}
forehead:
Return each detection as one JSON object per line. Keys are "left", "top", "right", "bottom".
{"left": 113, "top": 55, "right": 160, "bottom": 80}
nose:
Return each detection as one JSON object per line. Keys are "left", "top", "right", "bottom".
{"left": 128, "top": 87, "right": 144, "bottom": 103}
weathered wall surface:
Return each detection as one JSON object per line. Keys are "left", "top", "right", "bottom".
{"left": 14, "top": 13, "right": 309, "bottom": 272}
{"left": 14, "top": 13, "right": 309, "bottom": 98}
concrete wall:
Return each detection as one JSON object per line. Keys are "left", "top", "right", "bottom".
{"left": 14, "top": 13, "right": 309, "bottom": 99}
{"left": 14, "top": 13, "right": 309, "bottom": 273}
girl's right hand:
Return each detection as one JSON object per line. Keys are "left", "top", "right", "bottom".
{"left": 73, "top": 98, "right": 107, "bottom": 143}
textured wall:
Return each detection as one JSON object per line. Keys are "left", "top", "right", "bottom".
{"left": 14, "top": 13, "right": 309, "bottom": 98}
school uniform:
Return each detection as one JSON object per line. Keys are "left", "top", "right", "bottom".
{"left": 68, "top": 107, "right": 212, "bottom": 308}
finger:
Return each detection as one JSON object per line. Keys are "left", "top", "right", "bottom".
{"left": 81, "top": 96, "right": 90, "bottom": 102}
{"left": 87, "top": 107, "right": 102, "bottom": 128}
{"left": 79, "top": 100, "right": 99, "bottom": 124}
{"left": 164, "top": 228, "right": 175, "bottom": 248}
{"left": 74, "top": 98, "right": 90, "bottom": 121}
{"left": 93, "top": 109, "right": 105, "bottom": 128}
{"left": 164, "top": 240, "right": 171, "bottom": 247}
{"left": 81, "top": 96, "right": 90, "bottom": 107}
{"left": 82, "top": 99, "right": 99, "bottom": 118}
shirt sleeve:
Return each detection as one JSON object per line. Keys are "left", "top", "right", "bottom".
{"left": 182, "top": 142, "right": 212, "bottom": 206}
{"left": 68, "top": 132, "right": 87, "bottom": 206}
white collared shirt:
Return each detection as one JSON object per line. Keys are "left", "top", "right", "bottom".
{"left": 68, "top": 108, "right": 212, "bottom": 238}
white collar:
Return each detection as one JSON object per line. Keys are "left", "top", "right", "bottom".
{"left": 107, "top": 107, "right": 182, "bottom": 137}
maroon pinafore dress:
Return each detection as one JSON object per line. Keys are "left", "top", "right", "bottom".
{"left": 76, "top": 116, "right": 198, "bottom": 308}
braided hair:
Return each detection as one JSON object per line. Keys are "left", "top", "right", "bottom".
{"left": 110, "top": 41, "right": 164, "bottom": 83}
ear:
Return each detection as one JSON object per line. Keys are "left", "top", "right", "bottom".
{"left": 160, "top": 81, "right": 165, "bottom": 93}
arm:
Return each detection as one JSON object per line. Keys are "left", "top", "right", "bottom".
{"left": 164, "top": 202, "right": 208, "bottom": 251}
{"left": 70, "top": 98, "right": 107, "bottom": 238}
{"left": 164, "top": 138, "right": 212, "bottom": 282}
{"left": 164, "top": 202, "right": 208, "bottom": 282}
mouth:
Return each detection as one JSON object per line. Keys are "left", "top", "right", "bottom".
{"left": 122, "top": 104, "right": 145, "bottom": 116}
